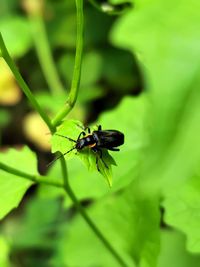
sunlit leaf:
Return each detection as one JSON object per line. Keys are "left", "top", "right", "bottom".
{"left": 0, "top": 147, "right": 37, "bottom": 219}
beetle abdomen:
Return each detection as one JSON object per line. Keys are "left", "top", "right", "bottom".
{"left": 93, "top": 130, "right": 124, "bottom": 148}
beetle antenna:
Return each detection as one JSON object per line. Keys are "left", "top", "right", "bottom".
{"left": 47, "top": 146, "right": 76, "bottom": 167}
{"left": 54, "top": 133, "right": 76, "bottom": 143}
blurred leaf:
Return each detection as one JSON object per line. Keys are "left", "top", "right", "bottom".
{"left": 80, "top": 51, "right": 103, "bottom": 86}
{"left": 49, "top": 4, "right": 113, "bottom": 47}
{"left": 158, "top": 230, "right": 200, "bottom": 267}
{"left": 35, "top": 91, "right": 86, "bottom": 121}
{"left": 59, "top": 51, "right": 103, "bottom": 87}
{"left": 109, "top": 0, "right": 132, "bottom": 4}
{"left": 101, "top": 48, "right": 139, "bottom": 91}
{"left": 0, "top": 147, "right": 37, "bottom": 220}
{"left": 59, "top": 52, "right": 105, "bottom": 104}
{"left": 85, "top": 6, "right": 114, "bottom": 46}
{"left": 111, "top": 0, "right": 200, "bottom": 191}
{"left": 0, "top": 235, "right": 10, "bottom": 267}
{"left": 52, "top": 180, "right": 160, "bottom": 267}
{"left": 23, "top": 112, "right": 51, "bottom": 151}
{"left": 47, "top": 1, "right": 76, "bottom": 48}
{"left": 0, "top": 0, "right": 18, "bottom": 17}
{"left": 51, "top": 120, "right": 115, "bottom": 186}
{"left": 0, "top": 109, "right": 11, "bottom": 128}
{"left": 0, "top": 59, "right": 21, "bottom": 105}
{"left": 0, "top": 16, "right": 32, "bottom": 57}
{"left": 162, "top": 174, "right": 200, "bottom": 253}
{"left": 89, "top": 0, "right": 132, "bottom": 15}
{"left": 78, "top": 85, "right": 105, "bottom": 104}
{"left": 10, "top": 197, "right": 61, "bottom": 249}
{"left": 35, "top": 91, "right": 66, "bottom": 114}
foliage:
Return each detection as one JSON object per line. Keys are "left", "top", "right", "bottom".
{"left": 0, "top": 0, "right": 200, "bottom": 266}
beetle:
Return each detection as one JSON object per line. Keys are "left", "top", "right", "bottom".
{"left": 50, "top": 125, "right": 124, "bottom": 171}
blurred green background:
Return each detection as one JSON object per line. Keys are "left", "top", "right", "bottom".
{"left": 1, "top": 0, "right": 200, "bottom": 266}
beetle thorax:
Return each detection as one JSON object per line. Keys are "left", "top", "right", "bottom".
{"left": 76, "top": 134, "right": 96, "bottom": 150}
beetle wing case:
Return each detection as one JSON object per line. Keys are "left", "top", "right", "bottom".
{"left": 93, "top": 130, "right": 124, "bottom": 148}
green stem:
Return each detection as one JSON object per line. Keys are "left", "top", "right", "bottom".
{"left": 52, "top": 0, "right": 84, "bottom": 127}
{"left": 28, "top": 14, "right": 64, "bottom": 95}
{"left": 52, "top": 1, "right": 127, "bottom": 265}
{"left": 60, "top": 157, "right": 128, "bottom": 267}
{"left": 0, "top": 33, "right": 55, "bottom": 133}
{"left": 0, "top": 161, "right": 63, "bottom": 188}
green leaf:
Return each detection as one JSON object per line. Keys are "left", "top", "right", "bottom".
{"left": 0, "top": 147, "right": 37, "bottom": 220}
{"left": 158, "top": 230, "right": 200, "bottom": 267}
{"left": 0, "top": 16, "right": 32, "bottom": 57}
{"left": 48, "top": 2, "right": 113, "bottom": 48}
{"left": 35, "top": 92, "right": 86, "bottom": 122}
{"left": 111, "top": 0, "right": 200, "bottom": 192}
{"left": 111, "top": 0, "right": 200, "bottom": 153}
{"left": 59, "top": 51, "right": 103, "bottom": 87}
{"left": 9, "top": 197, "right": 61, "bottom": 249}
{"left": 0, "top": 0, "right": 18, "bottom": 17}
{"left": 162, "top": 174, "right": 200, "bottom": 253}
{"left": 51, "top": 120, "right": 116, "bottom": 186}
{"left": 77, "top": 85, "right": 105, "bottom": 104}
{"left": 101, "top": 48, "right": 139, "bottom": 91}
{"left": 52, "top": 180, "right": 160, "bottom": 267}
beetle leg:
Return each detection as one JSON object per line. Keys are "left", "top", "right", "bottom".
{"left": 83, "top": 127, "right": 91, "bottom": 133}
{"left": 77, "top": 131, "right": 86, "bottom": 140}
{"left": 76, "top": 123, "right": 91, "bottom": 134}
{"left": 98, "top": 125, "right": 102, "bottom": 131}
{"left": 92, "top": 147, "right": 108, "bottom": 170}
{"left": 91, "top": 147, "right": 99, "bottom": 171}
{"left": 96, "top": 155, "right": 100, "bottom": 172}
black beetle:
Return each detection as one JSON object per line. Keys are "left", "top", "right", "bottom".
{"left": 51, "top": 125, "right": 124, "bottom": 171}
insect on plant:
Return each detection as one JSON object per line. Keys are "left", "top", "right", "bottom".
{"left": 52, "top": 124, "right": 124, "bottom": 171}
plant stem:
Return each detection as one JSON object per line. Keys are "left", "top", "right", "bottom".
{"left": 52, "top": 0, "right": 84, "bottom": 127}
{"left": 60, "top": 157, "right": 128, "bottom": 267}
{"left": 28, "top": 13, "right": 64, "bottom": 95}
{"left": 52, "top": 1, "right": 127, "bottom": 265}
{"left": 0, "top": 161, "right": 63, "bottom": 188}
{"left": 0, "top": 33, "right": 55, "bottom": 133}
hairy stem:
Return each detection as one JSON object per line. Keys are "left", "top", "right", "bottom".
{"left": 0, "top": 161, "right": 63, "bottom": 188}
{"left": 0, "top": 33, "right": 55, "bottom": 133}
{"left": 60, "top": 157, "right": 128, "bottom": 267}
{"left": 52, "top": 0, "right": 84, "bottom": 127}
